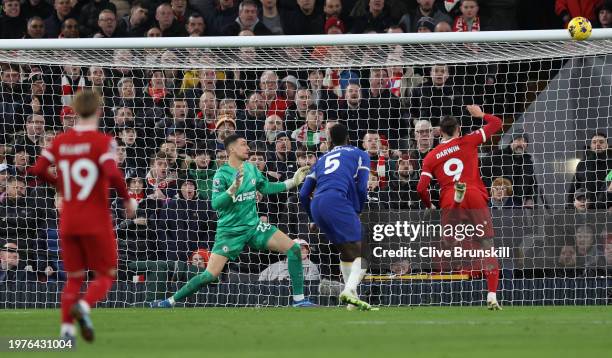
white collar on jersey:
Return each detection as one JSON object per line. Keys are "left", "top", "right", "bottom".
{"left": 440, "top": 136, "right": 459, "bottom": 144}
{"left": 72, "top": 123, "right": 98, "bottom": 132}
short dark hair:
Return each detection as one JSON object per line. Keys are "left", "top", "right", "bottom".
{"left": 440, "top": 115, "right": 459, "bottom": 137}
{"left": 592, "top": 132, "right": 607, "bottom": 139}
{"left": 329, "top": 123, "right": 349, "bottom": 146}
{"left": 223, "top": 133, "right": 243, "bottom": 150}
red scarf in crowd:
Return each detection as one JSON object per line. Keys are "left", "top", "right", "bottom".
{"left": 129, "top": 191, "right": 145, "bottom": 203}
{"left": 148, "top": 84, "right": 167, "bottom": 103}
{"left": 453, "top": 16, "right": 480, "bottom": 32}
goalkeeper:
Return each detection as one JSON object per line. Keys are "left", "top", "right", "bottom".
{"left": 150, "top": 134, "right": 315, "bottom": 307}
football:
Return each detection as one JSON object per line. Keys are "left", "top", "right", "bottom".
{"left": 568, "top": 16, "right": 592, "bottom": 41}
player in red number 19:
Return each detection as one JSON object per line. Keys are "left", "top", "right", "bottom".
{"left": 416, "top": 105, "right": 503, "bottom": 310}
{"left": 29, "top": 90, "right": 135, "bottom": 343}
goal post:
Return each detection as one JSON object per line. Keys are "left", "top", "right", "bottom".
{"left": 0, "top": 30, "right": 610, "bottom": 308}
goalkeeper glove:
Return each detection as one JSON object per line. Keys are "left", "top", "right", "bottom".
{"left": 284, "top": 166, "right": 310, "bottom": 190}
{"left": 226, "top": 165, "right": 244, "bottom": 200}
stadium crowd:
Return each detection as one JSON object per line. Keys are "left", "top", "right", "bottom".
{"left": 0, "top": 0, "right": 611, "bottom": 286}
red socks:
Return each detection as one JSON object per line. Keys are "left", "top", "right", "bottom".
{"left": 61, "top": 276, "right": 84, "bottom": 323}
{"left": 83, "top": 274, "right": 114, "bottom": 307}
{"left": 482, "top": 257, "right": 500, "bottom": 293}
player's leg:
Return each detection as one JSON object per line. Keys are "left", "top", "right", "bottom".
{"left": 336, "top": 242, "right": 373, "bottom": 311}
{"left": 264, "top": 228, "right": 315, "bottom": 307}
{"left": 58, "top": 234, "right": 84, "bottom": 342}
{"left": 480, "top": 238, "right": 501, "bottom": 310}
{"left": 151, "top": 253, "right": 227, "bottom": 308}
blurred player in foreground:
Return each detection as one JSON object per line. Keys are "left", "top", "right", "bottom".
{"left": 299, "top": 124, "right": 375, "bottom": 311}
{"left": 150, "top": 134, "right": 316, "bottom": 308}
{"left": 416, "top": 105, "right": 503, "bottom": 310}
{"left": 29, "top": 90, "right": 135, "bottom": 342}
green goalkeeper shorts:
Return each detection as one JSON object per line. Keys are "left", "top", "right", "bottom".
{"left": 211, "top": 221, "right": 278, "bottom": 260}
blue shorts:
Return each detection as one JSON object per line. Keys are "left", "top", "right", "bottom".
{"left": 311, "top": 191, "right": 362, "bottom": 245}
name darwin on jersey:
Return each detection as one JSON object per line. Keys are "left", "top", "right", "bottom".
{"left": 59, "top": 143, "right": 92, "bottom": 156}
{"left": 435, "top": 145, "right": 460, "bottom": 160}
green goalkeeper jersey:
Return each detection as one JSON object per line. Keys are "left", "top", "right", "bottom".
{"left": 211, "top": 162, "right": 287, "bottom": 234}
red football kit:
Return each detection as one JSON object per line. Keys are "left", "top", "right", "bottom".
{"left": 30, "top": 124, "right": 130, "bottom": 272}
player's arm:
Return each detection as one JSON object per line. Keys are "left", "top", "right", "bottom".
{"left": 257, "top": 165, "right": 310, "bottom": 195}
{"left": 298, "top": 169, "right": 317, "bottom": 220}
{"left": 416, "top": 155, "right": 435, "bottom": 209}
{"left": 464, "top": 105, "right": 503, "bottom": 145}
{"left": 354, "top": 152, "right": 371, "bottom": 213}
{"left": 28, "top": 148, "right": 57, "bottom": 186}
{"left": 211, "top": 171, "right": 236, "bottom": 210}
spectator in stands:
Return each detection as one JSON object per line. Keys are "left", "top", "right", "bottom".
{"left": 15, "top": 114, "right": 45, "bottom": 159}
{"left": 259, "top": 239, "right": 320, "bottom": 281}
{"left": 142, "top": 69, "right": 171, "bottom": 124}
{"left": 336, "top": 82, "right": 370, "bottom": 145}
{"left": 59, "top": 106, "right": 76, "bottom": 131}
{"left": 94, "top": 9, "right": 126, "bottom": 38}
{"left": 218, "top": 98, "right": 238, "bottom": 119}
{"left": 453, "top": 0, "right": 481, "bottom": 32}
{"left": 489, "top": 177, "right": 521, "bottom": 209}
{"left": 366, "top": 171, "right": 390, "bottom": 210}
{"left": 571, "top": 188, "right": 590, "bottom": 212}
{"left": 156, "top": 2, "right": 188, "bottom": 37}
{"left": 399, "top": 0, "right": 452, "bottom": 32}
{"left": 0, "top": 242, "right": 37, "bottom": 282}
{"left": 193, "top": 90, "right": 217, "bottom": 141}
{"left": 596, "top": 1, "right": 612, "bottom": 28}
{"left": 285, "top": 88, "right": 312, "bottom": 132}
{"left": 60, "top": 63, "right": 85, "bottom": 107}
{"left": 365, "top": 67, "right": 403, "bottom": 145}
{"left": 362, "top": 131, "right": 389, "bottom": 189}
{"left": 0, "top": 64, "right": 23, "bottom": 137}
{"left": 292, "top": 105, "right": 324, "bottom": 151}
{"left": 25, "top": 16, "right": 45, "bottom": 39}
{"left": 6, "top": 148, "right": 29, "bottom": 178}
{"left": 415, "top": 16, "right": 435, "bottom": 32}
{"left": 260, "top": 0, "right": 285, "bottom": 35}
{"left": 146, "top": 152, "right": 178, "bottom": 199}
{"left": 186, "top": 68, "right": 221, "bottom": 110}
{"left": 283, "top": 0, "right": 325, "bottom": 35}
{"left": 604, "top": 234, "right": 612, "bottom": 267}
{"left": 236, "top": 92, "right": 266, "bottom": 142}
{"left": 0, "top": 0, "right": 26, "bottom": 39}
{"left": 21, "top": 0, "right": 53, "bottom": 20}
{"left": 410, "top": 64, "right": 463, "bottom": 129}
{"left": 209, "top": 114, "right": 236, "bottom": 151}
{"left": 389, "top": 154, "right": 420, "bottom": 209}
{"left": 0, "top": 163, "right": 7, "bottom": 198}
{"left": 117, "top": 0, "right": 149, "bottom": 37}
{"left": 171, "top": 0, "right": 191, "bottom": 28}
{"left": 186, "top": 12, "right": 206, "bottom": 36}
{"left": 115, "top": 77, "right": 143, "bottom": 113}
{"left": 0, "top": 177, "right": 40, "bottom": 250}
{"left": 25, "top": 72, "right": 57, "bottom": 122}
{"left": 44, "top": 0, "right": 73, "bottom": 38}
{"left": 223, "top": 0, "right": 271, "bottom": 35}
{"left": 59, "top": 17, "right": 79, "bottom": 38}
{"left": 351, "top": 0, "right": 393, "bottom": 33}
{"left": 268, "top": 131, "right": 297, "bottom": 181}
{"left": 154, "top": 98, "right": 191, "bottom": 145}
{"left": 161, "top": 178, "right": 214, "bottom": 261}
{"left": 324, "top": 0, "right": 344, "bottom": 24}
{"left": 412, "top": 120, "right": 435, "bottom": 162}
{"left": 574, "top": 225, "right": 600, "bottom": 268}
{"left": 260, "top": 70, "right": 287, "bottom": 118}
{"left": 78, "top": 0, "right": 116, "bottom": 37}
{"left": 435, "top": 21, "right": 452, "bottom": 32}
{"left": 557, "top": 244, "right": 576, "bottom": 267}
{"left": 190, "top": 249, "right": 211, "bottom": 269}
{"left": 556, "top": 0, "right": 602, "bottom": 24}
{"left": 482, "top": 134, "right": 538, "bottom": 207}
{"left": 189, "top": 0, "right": 236, "bottom": 35}
{"left": 188, "top": 148, "right": 215, "bottom": 199}
{"left": 260, "top": 114, "right": 284, "bottom": 152}
{"left": 569, "top": 132, "right": 612, "bottom": 207}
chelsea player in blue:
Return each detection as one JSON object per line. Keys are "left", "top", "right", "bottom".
{"left": 299, "top": 124, "right": 374, "bottom": 311}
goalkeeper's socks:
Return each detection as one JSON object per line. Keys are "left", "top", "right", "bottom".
{"left": 61, "top": 276, "right": 83, "bottom": 324}
{"left": 340, "top": 261, "right": 352, "bottom": 286}
{"left": 83, "top": 274, "right": 113, "bottom": 307}
{"left": 345, "top": 258, "right": 367, "bottom": 293}
{"left": 286, "top": 243, "right": 305, "bottom": 297}
{"left": 172, "top": 270, "right": 217, "bottom": 302}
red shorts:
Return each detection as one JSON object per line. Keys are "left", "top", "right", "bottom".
{"left": 440, "top": 190, "right": 494, "bottom": 240}
{"left": 60, "top": 228, "right": 117, "bottom": 273}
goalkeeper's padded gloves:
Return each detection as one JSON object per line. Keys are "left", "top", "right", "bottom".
{"left": 226, "top": 165, "right": 244, "bottom": 200}
{"left": 284, "top": 166, "right": 311, "bottom": 190}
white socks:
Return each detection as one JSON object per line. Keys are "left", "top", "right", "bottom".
{"left": 78, "top": 300, "right": 91, "bottom": 314}
{"left": 293, "top": 294, "right": 304, "bottom": 302}
{"left": 487, "top": 292, "right": 497, "bottom": 302}
{"left": 60, "top": 323, "right": 76, "bottom": 337}
{"left": 340, "top": 261, "right": 352, "bottom": 287}
{"left": 168, "top": 296, "right": 176, "bottom": 305}
{"left": 344, "top": 258, "right": 367, "bottom": 293}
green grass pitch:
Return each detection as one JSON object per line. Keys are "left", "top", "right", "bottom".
{"left": 1, "top": 306, "right": 610, "bottom": 358}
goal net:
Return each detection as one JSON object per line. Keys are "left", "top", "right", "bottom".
{"left": 0, "top": 31, "right": 611, "bottom": 308}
